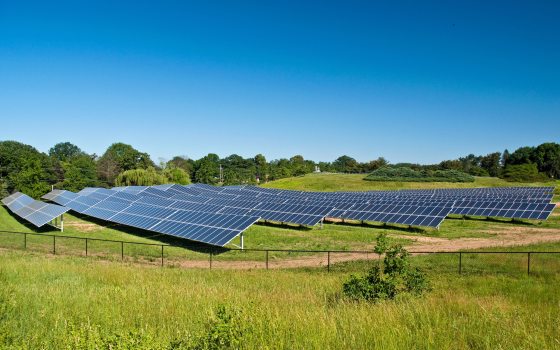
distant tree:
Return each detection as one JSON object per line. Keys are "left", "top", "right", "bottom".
{"left": 333, "top": 155, "right": 359, "bottom": 173}
{"left": 48, "top": 142, "right": 83, "bottom": 162}
{"left": 167, "top": 156, "right": 194, "bottom": 179}
{"left": 115, "top": 167, "right": 168, "bottom": 186}
{"left": 501, "top": 163, "right": 547, "bottom": 182}
{"left": 97, "top": 143, "right": 154, "bottom": 186}
{"left": 501, "top": 149, "right": 510, "bottom": 167}
{"left": 533, "top": 143, "right": 560, "bottom": 178}
{"left": 0, "top": 141, "right": 54, "bottom": 198}
{"left": 480, "top": 152, "right": 502, "bottom": 177}
{"left": 507, "top": 146, "right": 536, "bottom": 166}
{"left": 254, "top": 154, "right": 267, "bottom": 181}
{"left": 194, "top": 153, "right": 221, "bottom": 184}
{"left": 61, "top": 153, "right": 99, "bottom": 191}
{"left": 163, "top": 166, "right": 191, "bottom": 185}
{"left": 364, "top": 157, "right": 389, "bottom": 172}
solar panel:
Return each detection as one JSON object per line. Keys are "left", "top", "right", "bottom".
{"left": 2, "top": 192, "right": 69, "bottom": 227}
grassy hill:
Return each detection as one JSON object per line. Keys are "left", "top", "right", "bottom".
{"left": 262, "top": 172, "right": 560, "bottom": 193}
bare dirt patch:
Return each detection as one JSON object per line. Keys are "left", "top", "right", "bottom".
{"left": 63, "top": 222, "right": 102, "bottom": 232}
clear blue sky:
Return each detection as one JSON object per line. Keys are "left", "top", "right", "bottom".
{"left": 1, "top": 1, "right": 558, "bottom": 164}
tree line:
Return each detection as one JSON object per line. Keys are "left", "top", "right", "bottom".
{"left": 0, "top": 140, "right": 558, "bottom": 198}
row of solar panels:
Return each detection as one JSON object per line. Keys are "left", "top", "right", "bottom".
{"left": 3, "top": 185, "right": 556, "bottom": 248}
{"left": 1, "top": 192, "right": 70, "bottom": 227}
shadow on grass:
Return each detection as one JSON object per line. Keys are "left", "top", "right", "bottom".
{"left": 446, "top": 215, "right": 537, "bottom": 226}
{"left": 254, "top": 221, "right": 313, "bottom": 231}
{"left": 57, "top": 212, "right": 230, "bottom": 255}
{"left": 323, "top": 219, "right": 427, "bottom": 234}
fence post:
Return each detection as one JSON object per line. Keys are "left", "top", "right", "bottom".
{"left": 459, "top": 252, "right": 462, "bottom": 274}
{"left": 53, "top": 235, "right": 56, "bottom": 255}
{"left": 85, "top": 238, "right": 88, "bottom": 256}
{"left": 327, "top": 251, "right": 330, "bottom": 272}
{"left": 23, "top": 233, "right": 27, "bottom": 249}
{"left": 266, "top": 250, "right": 269, "bottom": 270}
{"left": 527, "top": 252, "right": 531, "bottom": 275}
{"left": 161, "top": 245, "right": 164, "bottom": 267}
{"left": 121, "top": 241, "right": 124, "bottom": 261}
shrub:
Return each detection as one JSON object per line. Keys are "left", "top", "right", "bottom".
{"left": 343, "top": 233, "right": 430, "bottom": 302}
{"left": 501, "top": 163, "right": 549, "bottom": 182}
{"left": 364, "top": 167, "right": 474, "bottom": 182}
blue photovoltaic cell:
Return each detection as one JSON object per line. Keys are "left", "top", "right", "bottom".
{"left": 2, "top": 192, "right": 70, "bottom": 227}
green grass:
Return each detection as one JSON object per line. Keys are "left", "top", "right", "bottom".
{"left": 263, "top": 172, "right": 560, "bottom": 192}
{"left": 0, "top": 249, "right": 559, "bottom": 349}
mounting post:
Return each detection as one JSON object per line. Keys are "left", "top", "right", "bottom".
{"left": 60, "top": 214, "right": 64, "bottom": 232}
{"left": 320, "top": 218, "right": 323, "bottom": 230}
{"left": 240, "top": 232, "right": 244, "bottom": 250}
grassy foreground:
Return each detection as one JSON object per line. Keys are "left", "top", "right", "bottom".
{"left": 0, "top": 249, "right": 559, "bottom": 349}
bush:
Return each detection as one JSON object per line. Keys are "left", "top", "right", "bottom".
{"left": 343, "top": 233, "right": 430, "bottom": 302}
{"left": 501, "top": 163, "right": 549, "bottom": 182}
{"left": 364, "top": 167, "right": 474, "bottom": 182}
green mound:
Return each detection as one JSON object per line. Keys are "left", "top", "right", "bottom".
{"left": 364, "top": 167, "right": 475, "bottom": 183}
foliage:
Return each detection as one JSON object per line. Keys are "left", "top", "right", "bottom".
{"left": 343, "top": 233, "right": 429, "bottom": 302}
{"left": 97, "top": 143, "right": 154, "bottom": 186}
{"left": 0, "top": 141, "right": 54, "bottom": 198}
{"left": 501, "top": 163, "right": 548, "bottom": 182}
{"left": 115, "top": 167, "right": 169, "bottom": 186}
{"left": 60, "top": 154, "right": 99, "bottom": 192}
{"left": 190, "top": 305, "right": 247, "bottom": 350}
{"left": 163, "top": 166, "right": 191, "bottom": 185}
{"left": 364, "top": 167, "right": 474, "bottom": 182}
{"left": 49, "top": 142, "right": 83, "bottom": 162}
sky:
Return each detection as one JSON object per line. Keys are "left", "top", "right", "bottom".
{"left": 0, "top": 1, "right": 558, "bottom": 164}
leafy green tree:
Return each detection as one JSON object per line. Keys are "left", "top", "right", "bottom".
{"left": 97, "top": 143, "right": 154, "bottom": 186}
{"left": 0, "top": 141, "right": 55, "bottom": 198}
{"left": 507, "top": 146, "right": 536, "bottom": 165}
{"left": 163, "top": 166, "right": 191, "bottom": 185}
{"left": 333, "top": 155, "right": 359, "bottom": 173}
{"left": 167, "top": 156, "right": 195, "bottom": 179}
{"left": 61, "top": 153, "right": 99, "bottom": 191}
{"left": 364, "top": 157, "right": 389, "bottom": 172}
{"left": 194, "top": 153, "right": 220, "bottom": 184}
{"left": 254, "top": 153, "right": 267, "bottom": 181}
{"left": 48, "top": 142, "right": 83, "bottom": 162}
{"left": 533, "top": 143, "right": 560, "bottom": 178}
{"left": 502, "top": 163, "right": 548, "bottom": 182}
{"left": 480, "top": 152, "right": 502, "bottom": 177}
{"left": 115, "top": 167, "right": 168, "bottom": 186}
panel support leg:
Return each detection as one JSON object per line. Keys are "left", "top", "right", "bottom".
{"left": 60, "top": 214, "right": 64, "bottom": 232}
{"left": 240, "top": 232, "right": 244, "bottom": 250}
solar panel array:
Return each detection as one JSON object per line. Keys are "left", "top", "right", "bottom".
{"left": 36, "top": 184, "right": 556, "bottom": 247}
{"left": 1, "top": 192, "right": 69, "bottom": 227}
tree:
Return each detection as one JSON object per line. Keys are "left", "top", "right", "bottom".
{"left": 364, "top": 157, "right": 388, "bottom": 172}
{"left": 333, "top": 155, "right": 359, "bottom": 173}
{"left": 61, "top": 153, "right": 99, "bottom": 191}
{"left": 501, "top": 149, "right": 510, "bottom": 167}
{"left": 254, "top": 154, "right": 267, "bottom": 181}
{"left": 167, "top": 156, "right": 195, "bottom": 179}
{"left": 0, "top": 141, "right": 55, "bottom": 198}
{"left": 480, "top": 152, "right": 501, "bottom": 177}
{"left": 97, "top": 143, "right": 155, "bottom": 186}
{"left": 163, "top": 167, "right": 191, "bottom": 185}
{"left": 48, "top": 142, "right": 83, "bottom": 162}
{"left": 115, "top": 167, "right": 168, "bottom": 186}
{"left": 194, "top": 153, "right": 220, "bottom": 184}
{"left": 501, "top": 163, "right": 547, "bottom": 182}
{"left": 533, "top": 143, "right": 560, "bottom": 178}
{"left": 507, "top": 146, "right": 536, "bottom": 165}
